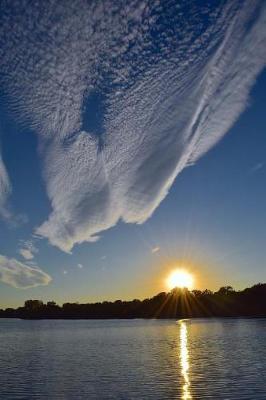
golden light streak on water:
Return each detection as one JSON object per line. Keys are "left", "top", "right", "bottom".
{"left": 180, "top": 321, "right": 192, "bottom": 399}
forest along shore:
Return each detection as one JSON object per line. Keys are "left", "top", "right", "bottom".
{"left": 1, "top": 284, "right": 266, "bottom": 320}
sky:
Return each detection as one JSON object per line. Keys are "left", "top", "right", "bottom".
{"left": 0, "top": 0, "right": 265, "bottom": 308}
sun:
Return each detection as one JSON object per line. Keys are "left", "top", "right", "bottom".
{"left": 166, "top": 269, "right": 194, "bottom": 290}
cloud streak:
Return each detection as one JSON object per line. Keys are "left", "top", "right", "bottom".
{"left": 0, "top": 152, "right": 11, "bottom": 218}
{"left": 0, "top": 255, "right": 51, "bottom": 289}
{"left": 0, "top": 0, "right": 265, "bottom": 252}
{"left": 151, "top": 247, "right": 160, "bottom": 254}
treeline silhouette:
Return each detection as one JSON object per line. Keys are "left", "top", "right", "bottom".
{"left": 1, "top": 283, "right": 266, "bottom": 319}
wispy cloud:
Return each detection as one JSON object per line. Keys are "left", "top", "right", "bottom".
{"left": 19, "top": 249, "right": 34, "bottom": 260}
{"left": 0, "top": 152, "right": 11, "bottom": 219}
{"left": 77, "top": 263, "right": 83, "bottom": 269}
{"left": 0, "top": 255, "right": 51, "bottom": 289}
{"left": 18, "top": 240, "right": 39, "bottom": 261}
{"left": 249, "top": 162, "right": 264, "bottom": 175}
{"left": 151, "top": 247, "right": 160, "bottom": 254}
{"left": 0, "top": 0, "right": 265, "bottom": 252}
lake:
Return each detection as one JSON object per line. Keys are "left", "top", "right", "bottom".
{"left": 0, "top": 318, "right": 265, "bottom": 399}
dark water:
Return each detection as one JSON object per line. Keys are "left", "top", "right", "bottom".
{"left": 0, "top": 319, "right": 266, "bottom": 399}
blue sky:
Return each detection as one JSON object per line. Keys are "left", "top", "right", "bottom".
{"left": 0, "top": 0, "right": 265, "bottom": 307}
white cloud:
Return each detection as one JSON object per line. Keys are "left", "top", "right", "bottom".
{"left": 0, "top": 1, "right": 265, "bottom": 252}
{"left": 18, "top": 240, "right": 39, "bottom": 260}
{"left": 151, "top": 247, "right": 160, "bottom": 254}
{"left": 0, "top": 255, "right": 51, "bottom": 289}
{"left": 19, "top": 248, "right": 34, "bottom": 260}
{"left": 77, "top": 263, "right": 83, "bottom": 269}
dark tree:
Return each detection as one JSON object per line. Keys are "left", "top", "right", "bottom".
{"left": 1, "top": 284, "right": 266, "bottom": 319}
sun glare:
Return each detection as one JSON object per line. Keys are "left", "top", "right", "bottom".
{"left": 166, "top": 269, "right": 194, "bottom": 290}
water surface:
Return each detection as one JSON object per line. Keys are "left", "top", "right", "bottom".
{"left": 0, "top": 318, "right": 265, "bottom": 399}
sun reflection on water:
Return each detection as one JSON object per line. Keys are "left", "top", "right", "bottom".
{"left": 180, "top": 320, "right": 192, "bottom": 399}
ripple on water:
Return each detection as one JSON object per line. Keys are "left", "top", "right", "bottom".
{"left": 0, "top": 318, "right": 266, "bottom": 399}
